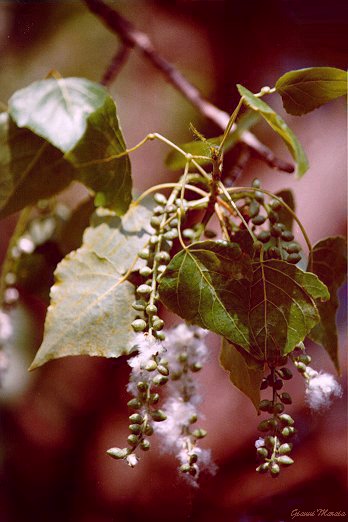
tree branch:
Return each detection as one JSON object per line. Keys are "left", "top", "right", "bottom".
{"left": 83, "top": 0, "right": 294, "bottom": 174}
{"left": 101, "top": 43, "right": 131, "bottom": 86}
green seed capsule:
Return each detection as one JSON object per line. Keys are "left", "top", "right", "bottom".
{"left": 281, "top": 427, "right": 290, "bottom": 437}
{"left": 258, "top": 420, "right": 271, "bottom": 432}
{"left": 192, "top": 428, "right": 207, "bottom": 439}
{"left": 189, "top": 453, "right": 198, "bottom": 464}
{"left": 287, "top": 253, "right": 301, "bottom": 264}
{"left": 252, "top": 178, "right": 261, "bottom": 188}
{"left": 277, "top": 455, "right": 294, "bottom": 466}
{"left": 252, "top": 215, "right": 267, "bottom": 225}
{"left": 180, "top": 464, "right": 191, "bottom": 473}
{"left": 150, "top": 235, "right": 160, "bottom": 245}
{"left": 129, "top": 424, "right": 142, "bottom": 434}
{"left": 140, "top": 439, "right": 151, "bottom": 451}
{"left": 271, "top": 224, "right": 283, "bottom": 238}
{"left": 132, "top": 300, "right": 147, "bottom": 311}
{"left": 279, "top": 413, "right": 294, "bottom": 426}
{"left": 154, "top": 331, "right": 166, "bottom": 341}
{"left": 270, "top": 199, "right": 282, "bottom": 211}
{"left": 150, "top": 216, "right": 161, "bottom": 229}
{"left": 178, "top": 352, "right": 188, "bottom": 363}
{"left": 152, "top": 319, "right": 164, "bottom": 331}
{"left": 155, "top": 251, "right": 171, "bottom": 263}
{"left": 153, "top": 205, "right": 164, "bottom": 215}
{"left": 257, "top": 231, "right": 271, "bottom": 243}
{"left": 268, "top": 418, "right": 279, "bottom": 429}
{"left": 127, "top": 398, "right": 142, "bottom": 410}
{"left": 146, "top": 304, "right": 158, "bottom": 315}
{"left": 268, "top": 210, "right": 279, "bottom": 223}
{"left": 260, "top": 378, "right": 269, "bottom": 390}
{"left": 280, "top": 393, "right": 292, "bottom": 405}
{"left": 165, "top": 204, "right": 176, "bottom": 213}
{"left": 278, "top": 367, "right": 293, "bottom": 380}
{"left": 170, "top": 371, "right": 182, "bottom": 381}
{"left": 296, "top": 361, "right": 307, "bottom": 373}
{"left": 138, "top": 248, "right": 150, "bottom": 260}
{"left": 139, "top": 266, "right": 152, "bottom": 277}
{"left": 170, "top": 218, "right": 179, "bottom": 228}
{"left": 127, "top": 434, "right": 139, "bottom": 447}
{"left": 129, "top": 413, "right": 143, "bottom": 424}
{"left": 144, "top": 424, "right": 154, "bottom": 436}
{"left": 204, "top": 229, "right": 217, "bottom": 238}
{"left": 259, "top": 400, "right": 272, "bottom": 412}
{"left": 137, "top": 381, "right": 148, "bottom": 392}
{"left": 189, "top": 414, "right": 198, "bottom": 424}
{"left": 131, "top": 319, "right": 147, "bottom": 332}
{"left": 151, "top": 409, "right": 167, "bottom": 422}
{"left": 249, "top": 200, "right": 260, "bottom": 218}
{"left": 107, "top": 447, "right": 128, "bottom": 460}
{"left": 278, "top": 443, "right": 292, "bottom": 455}
{"left": 157, "top": 364, "right": 169, "bottom": 376}
{"left": 145, "top": 360, "right": 157, "bottom": 372}
{"left": 137, "top": 284, "right": 152, "bottom": 296}
{"left": 270, "top": 462, "right": 280, "bottom": 477}
{"left": 256, "top": 463, "right": 269, "bottom": 474}
{"left": 255, "top": 190, "right": 264, "bottom": 202}
{"left": 298, "top": 354, "right": 311, "bottom": 365}
{"left": 190, "top": 362, "right": 203, "bottom": 372}
{"left": 183, "top": 228, "right": 195, "bottom": 239}
{"left": 152, "top": 374, "right": 168, "bottom": 386}
{"left": 268, "top": 246, "right": 282, "bottom": 259}
{"left": 154, "top": 193, "right": 167, "bottom": 205}
{"left": 149, "top": 393, "right": 160, "bottom": 404}
{"left": 274, "top": 379, "right": 283, "bottom": 390}
{"left": 264, "top": 436, "right": 276, "bottom": 449}
{"left": 273, "top": 403, "right": 285, "bottom": 414}
{"left": 257, "top": 447, "right": 268, "bottom": 458}
{"left": 281, "top": 230, "right": 294, "bottom": 242}
{"left": 284, "top": 242, "right": 301, "bottom": 254}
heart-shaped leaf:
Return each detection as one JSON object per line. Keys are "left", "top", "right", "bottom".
{"left": 29, "top": 200, "right": 153, "bottom": 370}
{"left": 159, "top": 243, "right": 329, "bottom": 363}
{"left": 275, "top": 67, "right": 347, "bottom": 116}
{"left": 7, "top": 77, "right": 131, "bottom": 216}
{"left": 220, "top": 339, "right": 264, "bottom": 411}
{"left": 237, "top": 85, "right": 308, "bottom": 177}
{"left": 307, "top": 236, "right": 347, "bottom": 372}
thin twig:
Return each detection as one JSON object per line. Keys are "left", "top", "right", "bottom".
{"left": 101, "top": 43, "right": 131, "bottom": 86}
{"left": 83, "top": 0, "right": 294, "bottom": 174}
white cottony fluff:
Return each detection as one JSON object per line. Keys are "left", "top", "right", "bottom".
{"left": 305, "top": 370, "right": 342, "bottom": 411}
{"left": 255, "top": 437, "right": 265, "bottom": 449}
{"left": 127, "top": 333, "right": 165, "bottom": 395}
{"left": 163, "top": 323, "right": 208, "bottom": 374}
{"left": 153, "top": 397, "right": 197, "bottom": 447}
{"left": 0, "top": 311, "right": 12, "bottom": 342}
{"left": 126, "top": 453, "right": 139, "bottom": 468}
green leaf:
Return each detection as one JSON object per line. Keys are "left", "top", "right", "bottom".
{"left": 275, "top": 189, "right": 295, "bottom": 232}
{"left": 29, "top": 201, "right": 153, "bottom": 370}
{"left": 159, "top": 244, "right": 329, "bottom": 362}
{"left": 165, "top": 111, "right": 259, "bottom": 170}
{"left": 307, "top": 236, "right": 347, "bottom": 372}
{"left": 275, "top": 67, "right": 348, "bottom": 116}
{"left": 237, "top": 84, "right": 309, "bottom": 177}
{"left": 220, "top": 339, "right": 264, "bottom": 411}
{"left": 0, "top": 113, "right": 74, "bottom": 217}
{"left": 8, "top": 77, "right": 131, "bottom": 215}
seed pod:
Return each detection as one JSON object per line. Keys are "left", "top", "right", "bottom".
{"left": 137, "top": 381, "right": 148, "bottom": 392}
{"left": 268, "top": 246, "right": 281, "bottom": 259}
{"left": 146, "top": 304, "right": 158, "bottom": 315}
{"left": 268, "top": 418, "right": 279, "bottom": 429}
{"left": 129, "top": 413, "right": 143, "bottom": 424}
{"left": 256, "top": 463, "right": 269, "bottom": 474}
{"left": 150, "top": 216, "right": 161, "bottom": 229}
{"left": 144, "top": 424, "right": 154, "bottom": 436}
{"left": 257, "top": 447, "right": 268, "bottom": 458}
{"left": 252, "top": 178, "right": 261, "bottom": 188}
{"left": 258, "top": 420, "right": 271, "bottom": 432}
{"left": 151, "top": 409, "right": 167, "bottom": 422}
{"left": 257, "top": 231, "right": 271, "bottom": 243}
{"left": 138, "top": 248, "right": 150, "bottom": 260}
{"left": 153, "top": 205, "right": 164, "bottom": 215}
{"left": 274, "top": 379, "right": 283, "bottom": 390}
{"left": 271, "top": 224, "right": 283, "bottom": 238}
{"left": 145, "top": 360, "right": 157, "bottom": 372}
{"left": 152, "top": 374, "right": 168, "bottom": 386}
{"left": 270, "top": 199, "right": 282, "bottom": 211}
{"left": 284, "top": 242, "right": 301, "bottom": 253}
{"left": 278, "top": 367, "right": 293, "bottom": 380}
{"left": 127, "top": 398, "right": 142, "bottom": 410}
{"left": 260, "top": 378, "right": 269, "bottom": 390}
{"left": 296, "top": 361, "right": 307, "bottom": 373}
{"left": 157, "top": 364, "right": 169, "bottom": 376}
{"left": 107, "top": 447, "right": 128, "bottom": 460}
{"left": 287, "top": 252, "right": 301, "bottom": 264}
{"left": 152, "top": 318, "right": 164, "bottom": 331}
{"left": 154, "top": 331, "right": 165, "bottom": 341}
{"left": 132, "top": 300, "right": 147, "bottom": 311}
{"left": 155, "top": 251, "right": 171, "bottom": 263}
{"left": 137, "top": 284, "right": 152, "bottom": 296}
{"left": 183, "top": 228, "right": 195, "bottom": 239}
{"left": 131, "top": 319, "right": 147, "bottom": 332}
{"left": 189, "top": 414, "right": 198, "bottom": 424}
{"left": 279, "top": 413, "right": 294, "bottom": 426}
{"left": 189, "top": 453, "right": 198, "bottom": 464}
{"left": 129, "top": 424, "right": 142, "bottom": 434}
{"left": 139, "top": 266, "right": 152, "bottom": 278}
{"left": 277, "top": 455, "right": 294, "bottom": 466}
{"left": 252, "top": 215, "right": 266, "bottom": 225}
{"left": 264, "top": 436, "right": 276, "bottom": 449}
{"left": 127, "top": 434, "right": 139, "bottom": 447}
{"left": 281, "top": 230, "right": 294, "bottom": 242}
{"left": 179, "top": 464, "right": 191, "bottom": 473}
{"left": 192, "top": 428, "right": 207, "bottom": 439}
{"left": 270, "top": 462, "right": 280, "bottom": 477}
{"left": 170, "top": 218, "right": 179, "bottom": 228}
{"left": 255, "top": 191, "right": 264, "bottom": 202}
{"left": 190, "top": 362, "right": 203, "bottom": 372}
{"left": 178, "top": 352, "right": 188, "bottom": 363}
{"left": 149, "top": 235, "right": 160, "bottom": 246}
{"left": 164, "top": 229, "right": 178, "bottom": 240}
{"left": 140, "top": 439, "right": 151, "bottom": 451}
{"left": 298, "top": 354, "right": 311, "bottom": 365}
{"left": 204, "top": 229, "right": 217, "bottom": 238}
{"left": 154, "top": 193, "right": 167, "bottom": 205}
{"left": 280, "top": 392, "right": 292, "bottom": 405}
{"left": 149, "top": 393, "right": 160, "bottom": 404}
{"left": 259, "top": 400, "right": 272, "bottom": 412}
{"left": 273, "top": 402, "right": 285, "bottom": 414}
{"left": 249, "top": 200, "right": 260, "bottom": 218}
{"left": 278, "top": 443, "right": 292, "bottom": 454}
{"left": 170, "top": 371, "right": 182, "bottom": 381}
{"left": 268, "top": 210, "right": 279, "bottom": 223}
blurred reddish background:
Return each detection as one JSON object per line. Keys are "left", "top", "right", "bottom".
{"left": 0, "top": 1, "right": 346, "bottom": 521}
